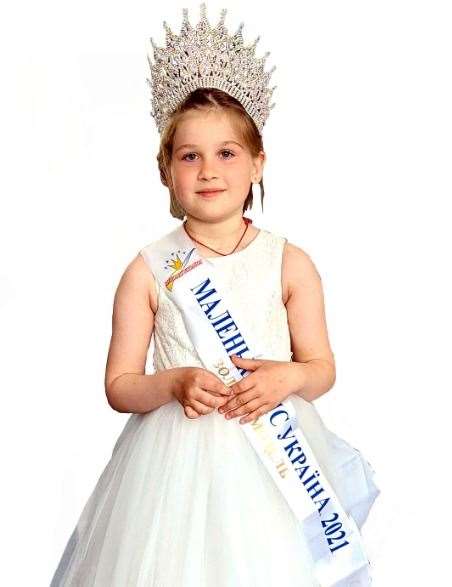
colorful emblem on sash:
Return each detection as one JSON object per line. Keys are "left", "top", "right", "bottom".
{"left": 164, "top": 247, "right": 201, "bottom": 292}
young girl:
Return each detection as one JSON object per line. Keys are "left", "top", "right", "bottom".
{"left": 51, "top": 4, "right": 379, "bottom": 586}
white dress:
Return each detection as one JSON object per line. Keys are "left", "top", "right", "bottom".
{"left": 50, "top": 227, "right": 380, "bottom": 586}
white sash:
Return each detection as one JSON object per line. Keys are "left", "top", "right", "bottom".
{"left": 143, "top": 224, "right": 374, "bottom": 586}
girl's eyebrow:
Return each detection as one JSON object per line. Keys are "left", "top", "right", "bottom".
{"left": 175, "top": 140, "right": 243, "bottom": 153}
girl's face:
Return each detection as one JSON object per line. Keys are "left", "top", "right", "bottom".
{"left": 170, "top": 108, "right": 265, "bottom": 222}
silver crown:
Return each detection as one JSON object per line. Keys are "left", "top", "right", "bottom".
{"left": 146, "top": 2, "right": 277, "bottom": 136}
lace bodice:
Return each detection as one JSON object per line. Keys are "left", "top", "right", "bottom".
{"left": 140, "top": 227, "right": 294, "bottom": 373}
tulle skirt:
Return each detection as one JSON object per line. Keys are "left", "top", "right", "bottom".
{"left": 50, "top": 395, "right": 379, "bottom": 586}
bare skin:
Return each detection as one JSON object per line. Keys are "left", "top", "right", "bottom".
{"left": 105, "top": 108, "right": 335, "bottom": 418}
{"left": 104, "top": 236, "right": 336, "bottom": 418}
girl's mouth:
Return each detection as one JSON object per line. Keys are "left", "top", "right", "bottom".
{"left": 197, "top": 190, "right": 225, "bottom": 197}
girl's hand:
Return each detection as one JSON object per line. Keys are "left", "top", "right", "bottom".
{"left": 172, "top": 367, "right": 232, "bottom": 419}
{"left": 218, "top": 355, "right": 306, "bottom": 424}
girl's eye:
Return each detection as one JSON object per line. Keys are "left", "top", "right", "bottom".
{"left": 181, "top": 150, "right": 235, "bottom": 161}
{"left": 221, "top": 150, "right": 235, "bottom": 159}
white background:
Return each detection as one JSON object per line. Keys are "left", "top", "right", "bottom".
{"left": 1, "top": 0, "right": 451, "bottom": 585}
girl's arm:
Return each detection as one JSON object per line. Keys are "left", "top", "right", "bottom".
{"left": 283, "top": 242, "right": 336, "bottom": 402}
{"left": 104, "top": 254, "right": 179, "bottom": 414}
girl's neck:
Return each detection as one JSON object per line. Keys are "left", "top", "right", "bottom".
{"left": 184, "top": 215, "right": 249, "bottom": 243}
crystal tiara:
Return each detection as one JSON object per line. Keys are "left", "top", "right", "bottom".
{"left": 146, "top": 2, "right": 277, "bottom": 136}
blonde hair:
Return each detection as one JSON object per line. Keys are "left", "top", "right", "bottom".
{"left": 156, "top": 88, "right": 265, "bottom": 220}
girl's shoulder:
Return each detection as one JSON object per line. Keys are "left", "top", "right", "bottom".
{"left": 219, "top": 225, "right": 320, "bottom": 306}
{"left": 280, "top": 236, "right": 322, "bottom": 305}
{"left": 125, "top": 251, "right": 159, "bottom": 314}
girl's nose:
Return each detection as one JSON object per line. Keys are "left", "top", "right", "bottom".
{"left": 198, "top": 160, "right": 218, "bottom": 180}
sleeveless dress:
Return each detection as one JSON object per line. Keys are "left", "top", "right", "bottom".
{"left": 50, "top": 227, "right": 380, "bottom": 586}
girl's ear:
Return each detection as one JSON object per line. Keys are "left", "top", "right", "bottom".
{"left": 251, "top": 151, "right": 266, "bottom": 183}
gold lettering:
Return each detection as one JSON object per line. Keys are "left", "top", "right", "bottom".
{"left": 212, "top": 359, "right": 238, "bottom": 387}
